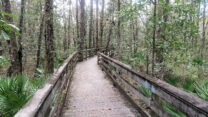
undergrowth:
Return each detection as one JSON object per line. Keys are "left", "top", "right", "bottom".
{"left": 0, "top": 75, "right": 46, "bottom": 117}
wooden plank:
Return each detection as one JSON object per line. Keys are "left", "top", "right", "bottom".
{"left": 100, "top": 61, "right": 151, "bottom": 117}
{"left": 101, "top": 61, "right": 172, "bottom": 117}
{"left": 15, "top": 52, "right": 78, "bottom": 117}
{"left": 99, "top": 52, "right": 208, "bottom": 117}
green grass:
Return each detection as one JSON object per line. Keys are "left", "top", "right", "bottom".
{"left": 182, "top": 78, "right": 195, "bottom": 92}
{"left": 138, "top": 86, "right": 152, "bottom": 98}
{"left": 162, "top": 101, "right": 186, "bottom": 117}
{"left": 194, "top": 81, "right": 208, "bottom": 101}
{"left": 164, "top": 76, "right": 180, "bottom": 87}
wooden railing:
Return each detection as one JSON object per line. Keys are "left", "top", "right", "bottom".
{"left": 15, "top": 52, "right": 78, "bottom": 117}
{"left": 98, "top": 52, "right": 208, "bottom": 117}
{"left": 14, "top": 48, "right": 109, "bottom": 117}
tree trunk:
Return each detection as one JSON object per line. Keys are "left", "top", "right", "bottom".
{"left": 64, "top": 21, "right": 67, "bottom": 51}
{"left": 117, "top": 0, "right": 121, "bottom": 57}
{"left": 68, "top": 0, "right": 72, "bottom": 49}
{"left": 0, "top": 42, "right": 2, "bottom": 56}
{"left": 106, "top": 21, "right": 115, "bottom": 49}
{"left": 152, "top": 0, "right": 157, "bottom": 76}
{"left": 76, "top": 0, "right": 79, "bottom": 44}
{"left": 96, "top": 0, "right": 99, "bottom": 50}
{"left": 2, "top": 0, "right": 21, "bottom": 76}
{"left": 100, "top": 0, "right": 105, "bottom": 47}
{"left": 36, "top": 9, "right": 45, "bottom": 69}
{"left": 44, "top": 0, "right": 54, "bottom": 74}
{"left": 201, "top": 0, "right": 206, "bottom": 59}
{"left": 133, "top": 19, "right": 139, "bottom": 55}
{"left": 89, "top": 0, "right": 93, "bottom": 50}
{"left": 79, "top": 0, "right": 86, "bottom": 61}
{"left": 18, "top": 0, "right": 25, "bottom": 74}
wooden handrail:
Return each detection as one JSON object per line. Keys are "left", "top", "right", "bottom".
{"left": 14, "top": 48, "right": 112, "bottom": 117}
{"left": 15, "top": 52, "right": 78, "bottom": 117}
{"left": 98, "top": 52, "right": 208, "bottom": 117}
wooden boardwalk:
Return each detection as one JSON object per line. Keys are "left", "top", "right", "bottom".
{"left": 62, "top": 57, "right": 141, "bottom": 117}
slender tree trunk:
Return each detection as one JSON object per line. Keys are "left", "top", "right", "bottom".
{"left": 133, "top": 19, "right": 139, "bottom": 55}
{"left": 44, "top": 0, "right": 54, "bottom": 74}
{"left": 96, "top": 0, "right": 99, "bottom": 50}
{"left": 36, "top": 14, "right": 44, "bottom": 69}
{"left": 100, "top": 0, "right": 105, "bottom": 47}
{"left": 152, "top": 0, "right": 157, "bottom": 76}
{"left": 106, "top": 21, "right": 114, "bottom": 49}
{"left": 196, "top": 3, "right": 201, "bottom": 47}
{"left": 0, "top": 42, "right": 2, "bottom": 56}
{"left": 76, "top": 0, "right": 79, "bottom": 44}
{"left": 64, "top": 21, "right": 67, "bottom": 51}
{"left": 79, "top": 0, "right": 85, "bottom": 61}
{"left": 0, "top": 14, "right": 2, "bottom": 56}
{"left": 18, "top": 0, "right": 25, "bottom": 74}
{"left": 68, "top": 0, "right": 71, "bottom": 49}
{"left": 201, "top": 0, "right": 206, "bottom": 58}
{"left": 63, "top": 0, "right": 67, "bottom": 51}
{"left": 2, "top": 0, "right": 21, "bottom": 76}
{"left": 89, "top": 0, "right": 93, "bottom": 50}
{"left": 117, "top": 0, "right": 121, "bottom": 57}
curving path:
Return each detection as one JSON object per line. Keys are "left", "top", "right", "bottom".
{"left": 62, "top": 56, "right": 141, "bottom": 117}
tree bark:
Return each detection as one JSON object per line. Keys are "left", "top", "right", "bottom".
{"left": 152, "top": 0, "right": 157, "bottom": 76}
{"left": 133, "top": 19, "right": 139, "bottom": 55}
{"left": 2, "top": 0, "right": 21, "bottom": 76}
{"left": 64, "top": 21, "right": 67, "bottom": 51}
{"left": 117, "top": 0, "right": 121, "bottom": 57}
{"left": 44, "top": 0, "right": 54, "bottom": 74}
{"left": 76, "top": 0, "right": 79, "bottom": 44}
{"left": 89, "top": 0, "right": 93, "bottom": 50}
{"left": 79, "top": 0, "right": 85, "bottom": 61}
{"left": 68, "top": 0, "right": 72, "bottom": 49}
{"left": 201, "top": 0, "right": 206, "bottom": 59}
{"left": 106, "top": 21, "right": 115, "bottom": 49}
{"left": 18, "top": 0, "right": 25, "bottom": 74}
{"left": 100, "top": 0, "right": 105, "bottom": 47}
{"left": 96, "top": 0, "right": 99, "bottom": 50}
{"left": 36, "top": 0, "right": 44, "bottom": 69}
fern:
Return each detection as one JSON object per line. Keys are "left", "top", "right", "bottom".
{"left": 162, "top": 101, "right": 186, "bottom": 117}
{"left": 138, "top": 86, "right": 152, "bottom": 98}
{"left": 0, "top": 76, "right": 33, "bottom": 117}
{"left": 194, "top": 81, "right": 208, "bottom": 101}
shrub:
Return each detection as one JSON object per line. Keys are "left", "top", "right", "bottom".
{"left": 194, "top": 81, "right": 208, "bottom": 101}
{"left": 164, "top": 76, "right": 180, "bottom": 87}
{"left": 0, "top": 76, "right": 33, "bottom": 117}
{"left": 0, "top": 76, "right": 46, "bottom": 117}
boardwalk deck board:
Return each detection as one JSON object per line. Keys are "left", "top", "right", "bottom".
{"left": 62, "top": 57, "right": 141, "bottom": 117}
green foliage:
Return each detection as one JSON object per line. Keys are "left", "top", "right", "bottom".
{"left": 120, "top": 52, "right": 146, "bottom": 68}
{"left": 192, "top": 57, "right": 205, "bottom": 66}
{"left": 0, "top": 76, "right": 33, "bottom": 117}
{"left": 194, "top": 81, "right": 208, "bottom": 101}
{"left": 162, "top": 101, "right": 186, "bottom": 117}
{"left": 182, "top": 78, "right": 195, "bottom": 92}
{"left": 138, "top": 86, "right": 152, "bottom": 98}
{"left": 0, "top": 76, "right": 46, "bottom": 116}
{"left": 164, "top": 76, "right": 180, "bottom": 87}
{"left": 0, "top": 12, "right": 20, "bottom": 40}
{"left": 29, "top": 77, "right": 46, "bottom": 90}
{"left": 133, "top": 53, "right": 146, "bottom": 63}
{"left": 54, "top": 56, "right": 65, "bottom": 69}
{"left": 0, "top": 56, "right": 9, "bottom": 66}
